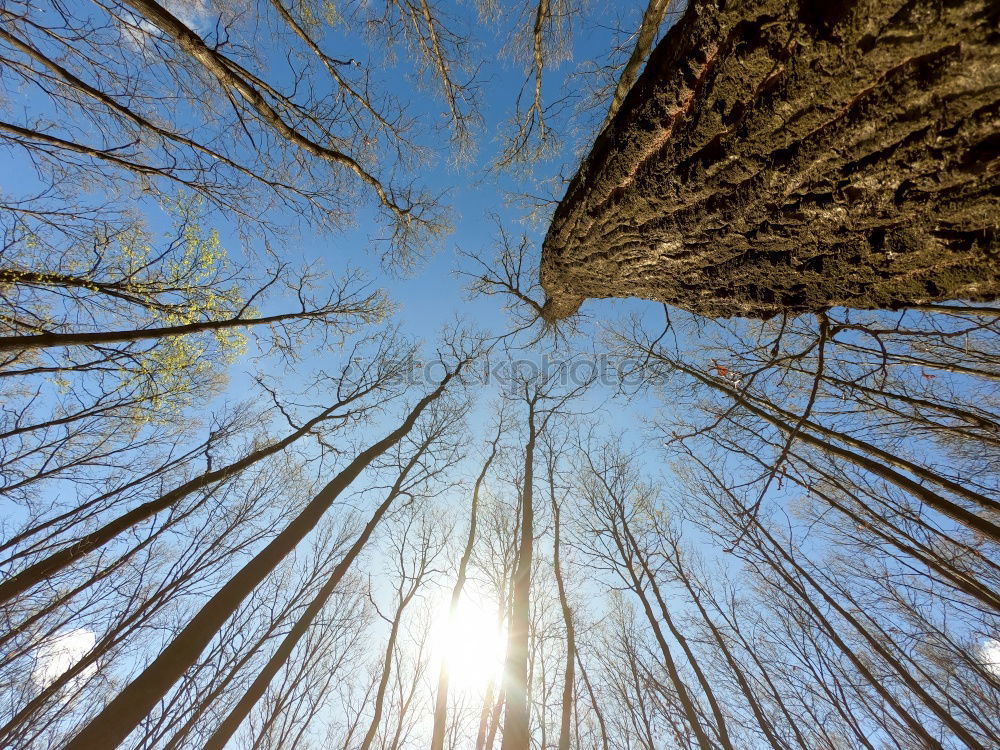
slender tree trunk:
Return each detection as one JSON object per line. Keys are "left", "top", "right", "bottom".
{"left": 0, "top": 308, "right": 334, "bottom": 352}
{"left": 483, "top": 688, "right": 505, "bottom": 750}
{"left": 62, "top": 365, "right": 464, "bottom": 750}
{"left": 357, "top": 592, "right": 418, "bottom": 750}
{"left": 549, "top": 464, "right": 575, "bottom": 750}
{"left": 795, "top": 466, "right": 1000, "bottom": 609}
{"left": 0, "top": 396, "right": 358, "bottom": 604}
{"left": 160, "top": 598, "right": 297, "bottom": 750}
{"left": 200, "top": 455, "right": 425, "bottom": 750}
{"left": 479, "top": 582, "right": 513, "bottom": 750}
{"left": 430, "top": 430, "right": 501, "bottom": 750}
{"left": 585, "top": 454, "right": 714, "bottom": 750}
{"left": 500, "top": 404, "right": 536, "bottom": 750}
{"left": 706, "top": 418, "right": 1000, "bottom": 602}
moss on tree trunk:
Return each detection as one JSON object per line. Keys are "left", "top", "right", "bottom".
{"left": 540, "top": 0, "right": 1000, "bottom": 320}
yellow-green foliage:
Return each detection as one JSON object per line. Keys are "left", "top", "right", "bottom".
{"left": 117, "top": 207, "right": 252, "bottom": 419}
{"left": 8, "top": 200, "right": 263, "bottom": 422}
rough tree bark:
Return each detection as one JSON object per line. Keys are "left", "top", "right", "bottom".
{"left": 540, "top": 0, "right": 1000, "bottom": 320}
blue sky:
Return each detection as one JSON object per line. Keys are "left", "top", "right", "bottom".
{"left": 5, "top": 3, "right": 1000, "bottom": 746}
{"left": 159, "top": 0, "right": 682, "bottom": 449}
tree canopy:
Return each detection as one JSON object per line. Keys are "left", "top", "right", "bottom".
{"left": 1, "top": 1, "right": 997, "bottom": 749}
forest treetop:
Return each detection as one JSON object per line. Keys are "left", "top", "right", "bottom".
{"left": 2, "top": 2, "right": 999, "bottom": 750}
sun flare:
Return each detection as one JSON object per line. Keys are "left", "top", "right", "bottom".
{"left": 430, "top": 593, "right": 506, "bottom": 691}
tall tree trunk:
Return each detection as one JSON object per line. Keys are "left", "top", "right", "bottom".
{"left": 159, "top": 594, "right": 301, "bottom": 750}
{"left": 200, "top": 452, "right": 426, "bottom": 750}
{"left": 0, "top": 395, "right": 361, "bottom": 605}
{"left": 540, "top": 0, "right": 1000, "bottom": 320}
{"left": 500, "top": 403, "right": 537, "bottom": 750}
{"left": 483, "top": 688, "right": 505, "bottom": 750}
{"left": 548, "top": 461, "right": 575, "bottom": 750}
{"left": 62, "top": 364, "right": 465, "bottom": 750}
{"left": 430, "top": 429, "right": 502, "bottom": 750}
{"left": 356, "top": 585, "right": 419, "bottom": 750}
{"left": 0, "top": 308, "right": 337, "bottom": 352}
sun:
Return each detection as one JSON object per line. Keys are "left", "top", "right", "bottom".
{"left": 430, "top": 591, "right": 506, "bottom": 691}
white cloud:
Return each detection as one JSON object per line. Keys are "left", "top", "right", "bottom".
{"left": 121, "top": 0, "right": 212, "bottom": 51}
{"left": 979, "top": 637, "right": 1000, "bottom": 678}
{"left": 31, "top": 628, "right": 97, "bottom": 695}
{"left": 166, "top": 0, "right": 210, "bottom": 32}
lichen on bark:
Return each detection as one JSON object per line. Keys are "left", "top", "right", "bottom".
{"left": 540, "top": 0, "right": 1000, "bottom": 320}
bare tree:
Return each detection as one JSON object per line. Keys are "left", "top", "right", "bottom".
{"left": 60, "top": 338, "right": 477, "bottom": 750}
{"left": 430, "top": 414, "right": 505, "bottom": 750}
{"left": 0, "top": 0, "right": 481, "bottom": 263}
{"left": 499, "top": 364, "right": 591, "bottom": 750}
{"left": 545, "top": 430, "right": 575, "bottom": 750}
{"left": 0, "top": 329, "right": 414, "bottom": 608}
{"left": 357, "top": 512, "right": 447, "bottom": 750}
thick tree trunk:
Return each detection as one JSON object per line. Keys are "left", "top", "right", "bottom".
{"left": 540, "top": 0, "right": 1000, "bottom": 320}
